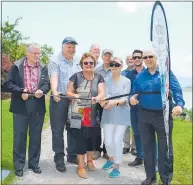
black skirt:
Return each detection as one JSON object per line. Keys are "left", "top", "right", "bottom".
{"left": 70, "top": 125, "right": 101, "bottom": 139}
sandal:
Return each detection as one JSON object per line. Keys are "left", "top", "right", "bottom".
{"left": 77, "top": 167, "right": 88, "bottom": 179}
{"left": 87, "top": 160, "right": 96, "bottom": 171}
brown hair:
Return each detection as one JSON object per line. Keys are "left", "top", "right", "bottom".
{"left": 79, "top": 52, "right": 96, "bottom": 68}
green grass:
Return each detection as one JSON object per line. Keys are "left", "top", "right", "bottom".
{"left": 1, "top": 99, "right": 50, "bottom": 185}
{"left": 1, "top": 99, "right": 192, "bottom": 184}
{"left": 157, "top": 119, "right": 192, "bottom": 184}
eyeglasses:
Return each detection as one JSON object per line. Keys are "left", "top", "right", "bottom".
{"left": 143, "top": 55, "right": 154, "bottom": 60}
{"left": 109, "top": 62, "right": 121, "bottom": 67}
{"left": 30, "top": 52, "right": 40, "bottom": 56}
{"left": 132, "top": 56, "right": 142, "bottom": 60}
{"left": 83, "top": 61, "right": 94, "bottom": 65}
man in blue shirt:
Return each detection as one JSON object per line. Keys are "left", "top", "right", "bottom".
{"left": 130, "top": 50, "right": 185, "bottom": 185}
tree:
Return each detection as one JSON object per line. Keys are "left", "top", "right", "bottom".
{"left": 40, "top": 44, "right": 54, "bottom": 64}
{"left": 2, "top": 17, "right": 29, "bottom": 61}
{"left": 1, "top": 17, "right": 54, "bottom": 99}
{"left": 1, "top": 17, "right": 54, "bottom": 64}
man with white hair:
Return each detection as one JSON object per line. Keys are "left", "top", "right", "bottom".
{"left": 4, "top": 43, "right": 50, "bottom": 177}
{"left": 89, "top": 44, "right": 102, "bottom": 67}
{"left": 48, "top": 37, "right": 81, "bottom": 172}
{"left": 130, "top": 49, "right": 185, "bottom": 185}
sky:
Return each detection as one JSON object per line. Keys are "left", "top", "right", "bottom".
{"left": 1, "top": 1, "right": 192, "bottom": 87}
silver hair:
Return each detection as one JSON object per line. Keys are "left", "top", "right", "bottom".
{"left": 26, "top": 43, "right": 40, "bottom": 53}
{"left": 90, "top": 44, "right": 100, "bottom": 51}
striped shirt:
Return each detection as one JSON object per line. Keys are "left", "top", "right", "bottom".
{"left": 24, "top": 60, "right": 39, "bottom": 93}
{"left": 48, "top": 52, "right": 81, "bottom": 94}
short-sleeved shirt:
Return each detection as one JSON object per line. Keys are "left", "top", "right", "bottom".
{"left": 95, "top": 64, "right": 112, "bottom": 81}
{"left": 69, "top": 71, "right": 104, "bottom": 127}
{"left": 48, "top": 52, "right": 81, "bottom": 94}
{"left": 101, "top": 76, "right": 131, "bottom": 126}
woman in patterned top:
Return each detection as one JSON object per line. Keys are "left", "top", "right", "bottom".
{"left": 66, "top": 52, "right": 105, "bottom": 179}
{"left": 100, "top": 57, "right": 131, "bottom": 178}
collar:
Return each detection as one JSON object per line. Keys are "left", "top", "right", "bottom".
{"left": 59, "top": 52, "right": 74, "bottom": 63}
{"left": 24, "top": 59, "right": 39, "bottom": 67}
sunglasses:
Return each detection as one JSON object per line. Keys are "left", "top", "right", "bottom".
{"left": 143, "top": 55, "right": 154, "bottom": 60}
{"left": 109, "top": 62, "right": 121, "bottom": 67}
{"left": 132, "top": 56, "right": 142, "bottom": 60}
{"left": 83, "top": 61, "right": 94, "bottom": 65}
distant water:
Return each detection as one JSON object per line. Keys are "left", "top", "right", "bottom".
{"left": 183, "top": 91, "right": 192, "bottom": 109}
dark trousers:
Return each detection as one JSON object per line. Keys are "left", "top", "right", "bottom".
{"left": 13, "top": 111, "right": 44, "bottom": 170}
{"left": 94, "top": 105, "right": 106, "bottom": 154}
{"left": 138, "top": 108, "right": 173, "bottom": 184}
{"left": 130, "top": 109, "right": 144, "bottom": 159}
{"left": 131, "top": 109, "right": 158, "bottom": 160}
{"left": 50, "top": 97, "right": 69, "bottom": 165}
{"left": 94, "top": 129, "right": 107, "bottom": 153}
{"left": 66, "top": 126, "right": 77, "bottom": 160}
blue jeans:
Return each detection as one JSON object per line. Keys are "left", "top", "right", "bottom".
{"left": 130, "top": 109, "right": 158, "bottom": 160}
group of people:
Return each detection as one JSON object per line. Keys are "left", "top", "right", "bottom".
{"left": 3, "top": 36, "right": 185, "bottom": 185}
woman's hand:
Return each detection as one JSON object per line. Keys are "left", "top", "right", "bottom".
{"left": 100, "top": 100, "right": 108, "bottom": 107}
{"left": 103, "top": 100, "right": 117, "bottom": 110}
{"left": 91, "top": 96, "right": 101, "bottom": 104}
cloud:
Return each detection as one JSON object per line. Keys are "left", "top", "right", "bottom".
{"left": 116, "top": 2, "right": 153, "bottom": 13}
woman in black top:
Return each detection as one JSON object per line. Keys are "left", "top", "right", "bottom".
{"left": 66, "top": 52, "right": 105, "bottom": 179}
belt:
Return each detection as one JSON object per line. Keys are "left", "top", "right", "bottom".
{"left": 140, "top": 107, "right": 163, "bottom": 112}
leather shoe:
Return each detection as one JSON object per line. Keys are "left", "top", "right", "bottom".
{"left": 131, "top": 148, "right": 137, "bottom": 156}
{"left": 15, "top": 169, "right": 23, "bottom": 177}
{"left": 67, "top": 157, "right": 78, "bottom": 165}
{"left": 141, "top": 177, "right": 157, "bottom": 185}
{"left": 128, "top": 157, "right": 143, "bottom": 166}
{"left": 29, "top": 166, "right": 42, "bottom": 174}
{"left": 123, "top": 147, "right": 130, "bottom": 154}
{"left": 56, "top": 163, "right": 66, "bottom": 172}
{"left": 103, "top": 153, "right": 109, "bottom": 160}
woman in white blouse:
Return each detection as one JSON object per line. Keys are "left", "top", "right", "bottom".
{"left": 100, "top": 57, "right": 131, "bottom": 178}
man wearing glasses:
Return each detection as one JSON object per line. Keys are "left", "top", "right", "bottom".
{"left": 126, "top": 50, "right": 158, "bottom": 168}
{"left": 130, "top": 50, "right": 184, "bottom": 185}
{"left": 4, "top": 43, "right": 50, "bottom": 177}
{"left": 121, "top": 56, "right": 136, "bottom": 155}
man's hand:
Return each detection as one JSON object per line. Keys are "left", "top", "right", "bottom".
{"left": 34, "top": 89, "right": 44, "bottom": 98}
{"left": 130, "top": 94, "right": 139, "bottom": 105}
{"left": 21, "top": 88, "right": 29, "bottom": 101}
{"left": 172, "top": 105, "right": 183, "bottom": 118}
{"left": 53, "top": 92, "right": 61, "bottom": 102}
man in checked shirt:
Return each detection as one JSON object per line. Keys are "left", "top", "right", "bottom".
{"left": 4, "top": 43, "right": 50, "bottom": 177}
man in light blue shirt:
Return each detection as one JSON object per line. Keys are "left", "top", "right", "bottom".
{"left": 94, "top": 49, "right": 113, "bottom": 160}
{"left": 48, "top": 37, "right": 81, "bottom": 172}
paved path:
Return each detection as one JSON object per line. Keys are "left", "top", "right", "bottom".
{"left": 13, "top": 125, "right": 146, "bottom": 184}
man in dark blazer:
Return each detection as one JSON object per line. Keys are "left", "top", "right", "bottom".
{"left": 3, "top": 43, "right": 50, "bottom": 177}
